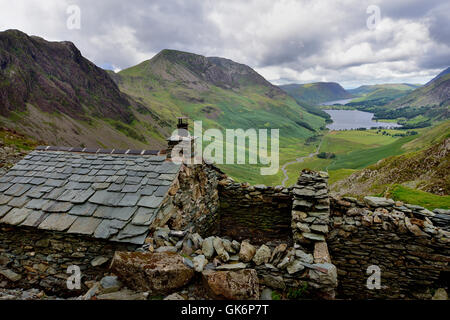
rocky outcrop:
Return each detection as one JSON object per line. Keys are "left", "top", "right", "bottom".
{"left": 202, "top": 269, "right": 260, "bottom": 300}
{"left": 110, "top": 252, "right": 194, "bottom": 294}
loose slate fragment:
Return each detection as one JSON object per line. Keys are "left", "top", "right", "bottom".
{"left": 68, "top": 217, "right": 102, "bottom": 235}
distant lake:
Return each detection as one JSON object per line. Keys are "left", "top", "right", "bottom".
{"left": 320, "top": 99, "right": 353, "bottom": 106}
{"left": 324, "top": 109, "right": 402, "bottom": 130}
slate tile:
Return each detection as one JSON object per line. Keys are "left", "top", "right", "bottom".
{"left": 125, "top": 176, "right": 142, "bottom": 185}
{"left": 67, "top": 217, "right": 102, "bottom": 235}
{"left": 137, "top": 196, "right": 164, "bottom": 208}
{"left": 0, "top": 208, "right": 32, "bottom": 225}
{"left": 8, "top": 196, "right": 31, "bottom": 208}
{"left": 154, "top": 185, "right": 171, "bottom": 197}
{"left": 26, "top": 199, "right": 50, "bottom": 210}
{"left": 93, "top": 206, "right": 137, "bottom": 221}
{"left": 42, "top": 201, "right": 73, "bottom": 213}
{"left": 112, "top": 233, "right": 148, "bottom": 245}
{"left": 131, "top": 208, "right": 156, "bottom": 226}
{"left": 0, "top": 176, "right": 13, "bottom": 183}
{"left": 69, "top": 203, "right": 97, "bottom": 216}
{"left": 148, "top": 156, "right": 166, "bottom": 162}
{"left": 92, "top": 183, "right": 111, "bottom": 190}
{"left": 89, "top": 191, "right": 124, "bottom": 206}
{"left": 57, "top": 189, "right": 80, "bottom": 202}
{"left": 45, "top": 179, "right": 66, "bottom": 188}
{"left": 93, "top": 176, "right": 108, "bottom": 183}
{"left": 11, "top": 177, "right": 33, "bottom": 184}
{"left": 146, "top": 172, "right": 159, "bottom": 179}
{"left": 115, "top": 223, "right": 149, "bottom": 241}
{"left": 20, "top": 211, "right": 48, "bottom": 228}
{"left": 44, "top": 188, "right": 65, "bottom": 200}
{"left": 122, "top": 185, "right": 140, "bottom": 193}
{"left": 70, "top": 189, "right": 95, "bottom": 204}
{"left": 4, "top": 184, "right": 31, "bottom": 197}
{"left": 93, "top": 219, "right": 127, "bottom": 239}
{"left": 29, "top": 177, "right": 46, "bottom": 185}
{"left": 118, "top": 194, "right": 140, "bottom": 207}
{"left": 0, "top": 195, "right": 12, "bottom": 205}
{"left": 146, "top": 179, "right": 162, "bottom": 186}
{"left": 140, "top": 186, "right": 157, "bottom": 196}
{"left": 38, "top": 213, "right": 77, "bottom": 231}
{"left": 0, "top": 206, "right": 12, "bottom": 219}
{"left": 159, "top": 174, "right": 177, "bottom": 181}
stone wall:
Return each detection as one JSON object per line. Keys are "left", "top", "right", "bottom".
{"left": 0, "top": 225, "right": 134, "bottom": 296}
{"left": 150, "top": 162, "right": 222, "bottom": 236}
{"left": 217, "top": 180, "right": 292, "bottom": 245}
{"left": 327, "top": 196, "right": 450, "bottom": 299}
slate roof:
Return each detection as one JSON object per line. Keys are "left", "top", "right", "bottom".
{"left": 0, "top": 149, "right": 181, "bottom": 244}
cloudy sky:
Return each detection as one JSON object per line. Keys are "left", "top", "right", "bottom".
{"left": 0, "top": 0, "right": 448, "bottom": 88}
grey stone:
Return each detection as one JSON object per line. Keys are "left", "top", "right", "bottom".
{"left": 138, "top": 196, "right": 164, "bottom": 208}
{"left": 262, "top": 275, "right": 286, "bottom": 290}
{"left": 89, "top": 191, "right": 124, "bottom": 206}
{"left": 42, "top": 201, "right": 73, "bottom": 213}
{"left": 115, "top": 223, "right": 149, "bottom": 240}
{"left": 100, "top": 276, "right": 122, "bottom": 294}
{"left": 96, "top": 290, "right": 147, "bottom": 300}
{"left": 213, "top": 237, "right": 230, "bottom": 262}
{"left": 202, "top": 237, "right": 215, "bottom": 259}
{"left": 91, "top": 257, "right": 110, "bottom": 267}
{"left": 4, "top": 184, "right": 32, "bottom": 197}
{"left": 216, "top": 263, "right": 248, "bottom": 270}
{"left": 0, "top": 208, "right": 32, "bottom": 225}
{"left": 67, "top": 217, "right": 102, "bottom": 235}
{"left": 295, "top": 250, "right": 314, "bottom": 264}
{"left": 364, "top": 196, "right": 395, "bottom": 207}
{"left": 261, "top": 288, "right": 273, "bottom": 300}
{"left": 118, "top": 194, "right": 140, "bottom": 207}
{"left": 131, "top": 208, "right": 156, "bottom": 226}
{"left": 286, "top": 259, "right": 306, "bottom": 274}
{"left": 93, "top": 206, "right": 136, "bottom": 221}
{"left": 303, "top": 233, "right": 326, "bottom": 241}
{"left": 193, "top": 255, "right": 208, "bottom": 272}
{"left": 94, "top": 219, "right": 127, "bottom": 239}
{"left": 38, "top": 213, "right": 77, "bottom": 231}
{"left": 253, "top": 245, "right": 271, "bottom": 266}
{"left": 0, "top": 269, "right": 22, "bottom": 282}
{"left": 69, "top": 203, "right": 98, "bottom": 216}
{"left": 156, "top": 246, "right": 178, "bottom": 253}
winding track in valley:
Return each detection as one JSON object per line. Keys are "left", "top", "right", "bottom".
{"left": 281, "top": 137, "right": 324, "bottom": 187}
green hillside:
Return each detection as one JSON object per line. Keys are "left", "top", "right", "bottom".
{"left": 280, "top": 82, "right": 352, "bottom": 105}
{"left": 114, "top": 50, "right": 326, "bottom": 184}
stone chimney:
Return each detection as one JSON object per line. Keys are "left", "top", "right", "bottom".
{"left": 167, "top": 117, "right": 196, "bottom": 161}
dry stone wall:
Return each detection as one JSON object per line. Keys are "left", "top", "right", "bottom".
{"left": 327, "top": 196, "right": 450, "bottom": 299}
{"left": 0, "top": 225, "right": 134, "bottom": 296}
{"left": 217, "top": 180, "right": 292, "bottom": 245}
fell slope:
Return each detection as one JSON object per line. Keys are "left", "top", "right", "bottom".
{"left": 114, "top": 49, "right": 325, "bottom": 141}
{"left": 332, "top": 121, "right": 450, "bottom": 197}
{"left": 280, "top": 82, "right": 352, "bottom": 105}
{"left": 0, "top": 30, "right": 167, "bottom": 148}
